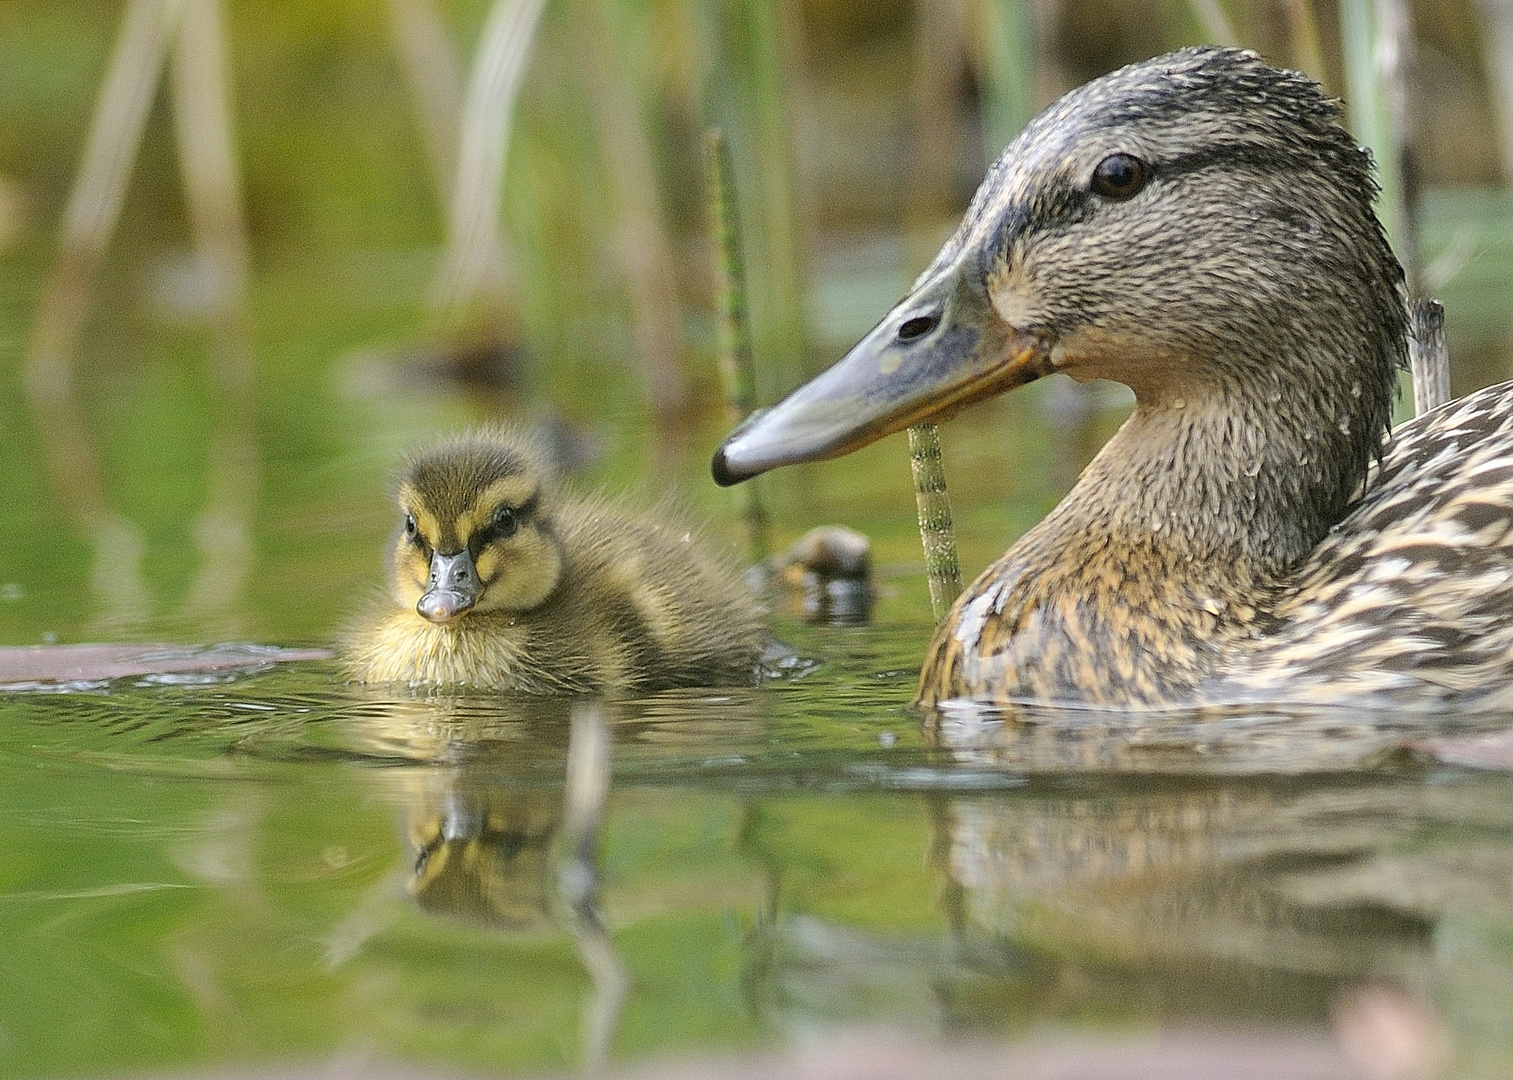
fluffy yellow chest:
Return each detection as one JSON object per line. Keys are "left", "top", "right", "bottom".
{"left": 349, "top": 612, "right": 536, "bottom": 691}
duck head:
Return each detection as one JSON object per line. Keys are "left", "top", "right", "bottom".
{"left": 713, "top": 46, "right": 1405, "bottom": 520}
{"left": 392, "top": 434, "right": 563, "bottom": 624}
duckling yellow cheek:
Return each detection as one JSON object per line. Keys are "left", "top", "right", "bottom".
{"left": 392, "top": 544, "right": 430, "bottom": 606}
{"left": 472, "top": 532, "right": 563, "bottom": 613}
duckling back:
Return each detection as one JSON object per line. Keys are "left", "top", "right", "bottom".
{"left": 346, "top": 430, "right": 765, "bottom": 694}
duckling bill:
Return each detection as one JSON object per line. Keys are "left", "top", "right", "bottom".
{"left": 715, "top": 46, "right": 1513, "bottom": 709}
{"left": 349, "top": 430, "right": 764, "bottom": 693}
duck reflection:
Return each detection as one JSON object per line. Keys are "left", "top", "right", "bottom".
{"left": 340, "top": 693, "right": 577, "bottom": 932}
{"left": 404, "top": 761, "right": 561, "bottom": 929}
{"left": 736, "top": 726, "right": 1512, "bottom": 1053}
{"left": 341, "top": 693, "right": 624, "bottom": 1066}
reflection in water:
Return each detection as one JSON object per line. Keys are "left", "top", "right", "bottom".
{"left": 11, "top": 662, "right": 1506, "bottom": 1073}
{"left": 405, "top": 759, "right": 560, "bottom": 930}
{"left": 927, "top": 699, "right": 1513, "bottom": 776}
{"left": 769, "top": 526, "right": 876, "bottom": 627}
{"left": 345, "top": 694, "right": 627, "bottom": 1068}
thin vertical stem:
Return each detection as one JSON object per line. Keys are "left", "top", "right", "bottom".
{"left": 24, "top": 0, "right": 189, "bottom": 399}
{"left": 431, "top": 0, "right": 544, "bottom": 317}
{"left": 706, "top": 128, "right": 770, "bottom": 564}
{"left": 1409, "top": 297, "right": 1449, "bottom": 414}
{"left": 1340, "top": 0, "right": 1415, "bottom": 285}
{"left": 908, "top": 423, "right": 963, "bottom": 623}
{"left": 558, "top": 701, "right": 627, "bottom": 1073}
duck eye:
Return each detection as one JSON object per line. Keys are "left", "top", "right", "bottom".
{"left": 493, "top": 506, "right": 519, "bottom": 538}
{"left": 403, "top": 513, "right": 419, "bottom": 542}
{"left": 1090, "top": 153, "right": 1149, "bottom": 199}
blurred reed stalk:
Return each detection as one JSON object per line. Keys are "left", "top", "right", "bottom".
{"left": 429, "top": 0, "right": 543, "bottom": 329}
{"left": 1283, "top": 0, "right": 1330, "bottom": 88}
{"left": 1340, "top": 0, "right": 1417, "bottom": 288}
{"left": 1188, "top": 0, "right": 1239, "bottom": 47}
{"left": 706, "top": 128, "right": 771, "bottom": 565}
{"left": 1341, "top": 0, "right": 1445, "bottom": 413}
{"left": 385, "top": 0, "right": 467, "bottom": 204}
{"left": 904, "top": 0, "right": 974, "bottom": 621}
{"left": 1409, "top": 297, "right": 1449, "bottom": 414}
{"left": 558, "top": 701, "right": 627, "bottom": 1073}
{"left": 705, "top": 0, "right": 809, "bottom": 394}
{"left": 567, "top": 0, "right": 690, "bottom": 441}
{"left": 23, "top": 0, "right": 189, "bottom": 398}
{"left": 22, "top": 0, "right": 257, "bottom": 631}
{"left": 1479, "top": 0, "right": 1513, "bottom": 185}
{"left": 170, "top": 0, "right": 259, "bottom": 631}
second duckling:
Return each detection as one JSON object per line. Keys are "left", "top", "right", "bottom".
{"left": 348, "top": 431, "right": 765, "bottom": 694}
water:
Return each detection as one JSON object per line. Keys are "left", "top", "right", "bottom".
{"left": 3, "top": 613, "right": 1513, "bottom": 1077}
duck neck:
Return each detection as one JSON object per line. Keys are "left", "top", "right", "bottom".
{"left": 1050, "top": 365, "right": 1378, "bottom": 587}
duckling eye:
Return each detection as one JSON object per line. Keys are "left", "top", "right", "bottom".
{"left": 492, "top": 506, "right": 519, "bottom": 538}
{"left": 403, "top": 513, "right": 420, "bottom": 543}
{"left": 1090, "top": 153, "right": 1149, "bottom": 200}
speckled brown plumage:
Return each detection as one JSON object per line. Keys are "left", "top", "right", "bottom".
{"left": 714, "top": 47, "right": 1513, "bottom": 709}
{"left": 348, "top": 430, "right": 764, "bottom": 694}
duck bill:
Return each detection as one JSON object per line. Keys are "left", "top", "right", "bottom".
{"left": 417, "top": 550, "right": 480, "bottom": 624}
{"left": 712, "top": 269, "right": 1050, "bottom": 486}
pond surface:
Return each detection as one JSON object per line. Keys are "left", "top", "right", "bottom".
{"left": 3, "top": 613, "right": 1513, "bottom": 1078}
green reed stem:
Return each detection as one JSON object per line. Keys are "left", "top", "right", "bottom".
{"left": 706, "top": 127, "right": 770, "bottom": 565}
{"left": 908, "top": 423, "right": 963, "bottom": 623}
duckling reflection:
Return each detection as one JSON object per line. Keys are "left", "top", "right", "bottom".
{"left": 338, "top": 693, "right": 575, "bottom": 928}
{"left": 404, "top": 766, "right": 561, "bottom": 929}
{"left": 349, "top": 695, "right": 627, "bottom": 1068}
{"left": 348, "top": 428, "right": 765, "bottom": 693}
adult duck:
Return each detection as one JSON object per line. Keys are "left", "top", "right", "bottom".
{"left": 714, "top": 46, "right": 1513, "bottom": 709}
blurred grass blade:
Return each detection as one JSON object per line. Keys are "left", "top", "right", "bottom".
{"left": 707, "top": 127, "right": 770, "bottom": 564}
{"left": 24, "top": 0, "right": 189, "bottom": 399}
{"left": 568, "top": 0, "right": 690, "bottom": 435}
{"left": 431, "top": 0, "right": 544, "bottom": 320}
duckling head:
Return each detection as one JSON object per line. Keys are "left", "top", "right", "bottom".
{"left": 715, "top": 47, "right": 1405, "bottom": 545}
{"left": 391, "top": 433, "right": 562, "bottom": 625}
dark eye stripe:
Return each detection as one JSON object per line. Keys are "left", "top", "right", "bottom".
{"left": 1016, "top": 143, "right": 1312, "bottom": 240}
{"left": 470, "top": 491, "right": 541, "bottom": 554}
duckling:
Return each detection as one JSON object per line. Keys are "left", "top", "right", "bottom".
{"left": 349, "top": 430, "right": 764, "bottom": 693}
{"left": 715, "top": 47, "right": 1513, "bottom": 710}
